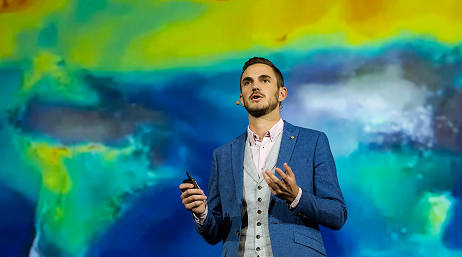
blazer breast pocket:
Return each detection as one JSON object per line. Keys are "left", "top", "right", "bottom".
{"left": 293, "top": 231, "right": 326, "bottom": 256}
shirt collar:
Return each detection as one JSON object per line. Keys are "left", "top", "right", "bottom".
{"left": 247, "top": 119, "right": 284, "bottom": 146}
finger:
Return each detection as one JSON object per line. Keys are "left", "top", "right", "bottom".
{"left": 267, "top": 183, "right": 277, "bottom": 195}
{"left": 183, "top": 194, "right": 207, "bottom": 203}
{"left": 185, "top": 200, "right": 204, "bottom": 210}
{"left": 284, "top": 162, "right": 295, "bottom": 177}
{"left": 263, "top": 171, "right": 277, "bottom": 190}
{"left": 269, "top": 171, "right": 290, "bottom": 191}
{"left": 180, "top": 188, "right": 204, "bottom": 199}
{"left": 267, "top": 171, "right": 283, "bottom": 185}
{"left": 187, "top": 188, "right": 204, "bottom": 195}
{"left": 263, "top": 172, "right": 279, "bottom": 194}
{"left": 182, "top": 194, "right": 207, "bottom": 205}
{"left": 274, "top": 179, "right": 288, "bottom": 192}
{"left": 179, "top": 183, "right": 194, "bottom": 191}
{"left": 262, "top": 172, "right": 273, "bottom": 187}
{"left": 275, "top": 168, "right": 288, "bottom": 182}
{"left": 264, "top": 171, "right": 285, "bottom": 191}
{"left": 263, "top": 171, "right": 277, "bottom": 186}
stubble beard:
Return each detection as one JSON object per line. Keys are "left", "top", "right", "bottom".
{"left": 244, "top": 91, "right": 280, "bottom": 118}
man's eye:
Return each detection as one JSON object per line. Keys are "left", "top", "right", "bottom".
{"left": 243, "top": 81, "right": 250, "bottom": 86}
{"left": 263, "top": 79, "right": 269, "bottom": 83}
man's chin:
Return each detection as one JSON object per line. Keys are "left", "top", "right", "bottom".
{"left": 245, "top": 106, "right": 269, "bottom": 118}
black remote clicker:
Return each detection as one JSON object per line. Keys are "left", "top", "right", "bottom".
{"left": 183, "top": 171, "right": 199, "bottom": 189}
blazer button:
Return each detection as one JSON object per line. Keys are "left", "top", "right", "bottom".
{"left": 236, "top": 230, "right": 240, "bottom": 236}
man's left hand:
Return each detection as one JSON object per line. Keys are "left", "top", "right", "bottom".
{"left": 263, "top": 162, "right": 299, "bottom": 203}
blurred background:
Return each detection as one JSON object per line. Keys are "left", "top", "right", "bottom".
{"left": 1, "top": 0, "right": 461, "bottom": 256}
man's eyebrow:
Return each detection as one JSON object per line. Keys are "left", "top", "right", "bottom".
{"left": 241, "top": 77, "right": 253, "bottom": 82}
{"left": 242, "top": 75, "right": 272, "bottom": 82}
{"left": 259, "top": 74, "right": 272, "bottom": 80}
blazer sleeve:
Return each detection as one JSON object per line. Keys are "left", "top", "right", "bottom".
{"left": 193, "top": 150, "right": 226, "bottom": 244}
{"left": 291, "top": 132, "right": 347, "bottom": 230}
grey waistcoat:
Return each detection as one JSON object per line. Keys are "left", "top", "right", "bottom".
{"left": 238, "top": 133, "right": 283, "bottom": 257}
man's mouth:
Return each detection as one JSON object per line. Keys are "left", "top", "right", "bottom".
{"left": 250, "top": 94, "right": 263, "bottom": 101}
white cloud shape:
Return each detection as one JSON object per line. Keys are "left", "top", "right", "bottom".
{"left": 285, "top": 65, "right": 434, "bottom": 156}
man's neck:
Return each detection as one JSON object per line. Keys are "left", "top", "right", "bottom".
{"left": 248, "top": 109, "right": 281, "bottom": 139}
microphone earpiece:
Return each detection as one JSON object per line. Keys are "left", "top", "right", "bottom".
{"left": 236, "top": 100, "right": 244, "bottom": 107}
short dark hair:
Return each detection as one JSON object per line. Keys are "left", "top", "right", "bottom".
{"left": 240, "top": 57, "right": 284, "bottom": 90}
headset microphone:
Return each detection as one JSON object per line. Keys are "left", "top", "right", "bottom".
{"left": 236, "top": 100, "right": 245, "bottom": 107}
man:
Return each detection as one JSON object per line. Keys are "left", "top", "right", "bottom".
{"left": 179, "top": 57, "right": 347, "bottom": 257}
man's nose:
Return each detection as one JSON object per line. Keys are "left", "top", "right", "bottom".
{"left": 251, "top": 81, "right": 261, "bottom": 90}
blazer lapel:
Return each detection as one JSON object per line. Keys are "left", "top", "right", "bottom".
{"left": 231, "top": 132, "right": 246, "bottom": 204}
{"left": 275, "top": 120, "right": 299, "bottom": 172}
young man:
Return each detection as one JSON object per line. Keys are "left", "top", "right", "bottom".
{"left": 179, "top": 57, "right": 347, "bottom": 257}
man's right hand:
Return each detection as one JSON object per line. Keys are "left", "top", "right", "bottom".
{"left": 179, "top": 183, "right": 207, "bottom": 215}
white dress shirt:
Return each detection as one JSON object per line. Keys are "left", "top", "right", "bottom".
{"left": 247, "top": 118, "right": 284, "bottom": 177}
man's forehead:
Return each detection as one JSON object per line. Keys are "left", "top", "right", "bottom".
{"left": 242, "top": 63, "right": 275, "bottom": 79}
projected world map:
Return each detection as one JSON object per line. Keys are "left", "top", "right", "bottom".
{"left": 0, "top": 1, "right": 461, "bottom": 256}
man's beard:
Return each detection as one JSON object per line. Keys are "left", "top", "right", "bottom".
{"left": 244, "top": 91, "right": 279, "bottom": 118}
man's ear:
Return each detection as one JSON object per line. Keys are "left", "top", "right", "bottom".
{"left": 278, "top": 87, "right": 287, "bottom": 102}
{"left": 239, "top": 93, "right": 245, "bottom": 106}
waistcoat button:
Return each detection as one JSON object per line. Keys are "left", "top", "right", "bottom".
{"left": 257, "top": 210, "right": 262, "bottom": 214}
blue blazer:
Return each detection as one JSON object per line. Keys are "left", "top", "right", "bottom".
{"left": 194, "top": 121, "right": 347, "bottom": 257}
